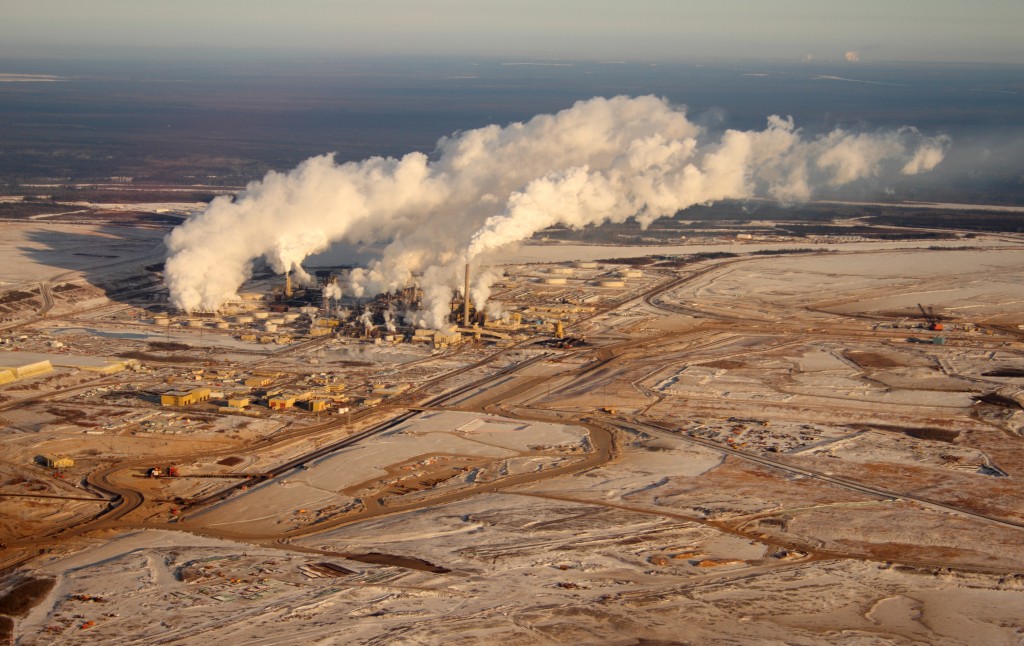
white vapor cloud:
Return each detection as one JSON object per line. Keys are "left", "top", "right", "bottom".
{"left": 163, "top": 95, "right": 949, "bottom": 327}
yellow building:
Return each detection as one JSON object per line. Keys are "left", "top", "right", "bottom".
{"left": 0, "top": 357, "right": 53, "bottom": 379}
{"left": 160, "top": 387, "right": 212, "bottom": 407}
{"left": 44, "top": 455, "right": 75, "bottom": 469}
{"left": 268, "top": 394, "right": 297, "bottom": 410}
{"left": 244, "top": 376, "right": 274, "bottom": 388}
{"left": 226, "top": 395, "right": 250, "bottom": 408}
{"left": 80, "top": 361, "right": 127, "bottom": 375}
{"left": 308, "top": 399, "right": 330, "bottom": 413}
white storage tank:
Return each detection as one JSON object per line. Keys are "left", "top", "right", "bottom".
{"left": 263, "top": 323, "right": 278, "bottom": 333}
{"left": 541, "top": 277, "right": 568, "bottom": 285}
{"left": 283, "top": 312, "right": 301, "bottom": 322}
{"left": 215, "top": 321, "right": 230, "bottom": 329}
{"left": 575, "top": 261, "right": 599, "bottom": 269}
{"left": 234, "top": 315, "right": 254, "bottom": 324}
{"left": 597, "top": 279, "right": 626, "bottom": 288}
{"left": 152, "top": 316, "right": 170, "bottom": 326}
{"left": 253, "top": 311, "right": 270, "bottom": 320}
{"left": 549, "top": 267, "right": 574, "bottom": 275}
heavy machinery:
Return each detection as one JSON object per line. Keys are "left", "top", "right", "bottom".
{"left": 918, "top": 303, "right": 944, "bottom": 331}
{"left": 146, "top": 465, "right": 179, "bottom": 478}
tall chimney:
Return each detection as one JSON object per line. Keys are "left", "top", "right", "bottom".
{"left": 463, "top": 263, "right": 471, "bottom": 327}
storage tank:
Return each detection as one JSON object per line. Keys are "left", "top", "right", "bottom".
{"left": 269, "top": 317, "right": 285, "bottom": 325}
{"left": 152, "top": 316, "right": 170, "bottom": 326}
{"left": 187, "top": 319, "right": 205, "bottom": 328}
{"left": 253, "top": 311, "right": 270, "bottom": 320}
{"left": 283, "top": 312, "right": 301, "bottom": 322}
{"left": 234, "top": 315, "right": 254, "bottom": 324}
{"left": 542, "top": 277, "right": 568, "bottom": 285}
{"left": 549, "top": 267, "right": 574, "bottom": 275}
{"left": 215, "top": 321, "right": 230, "bottom": 329}
{"left": 263, "top": 323, "right": 278, "bottom": 333}
{"left": 597, "top": 279, "right": 626, "bottom": 288}
{"left": 575, "top": 261, "right": 599, "bottom": 269}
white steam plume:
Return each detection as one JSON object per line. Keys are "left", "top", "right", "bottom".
{"left": 359, "top": 308, "right": 373, "bottom": 332}
{"left": 164, "top": 95, "right": 949, "bottom": 325}
{"left": 323, "top": 282, "right": 342, "bottom": 301}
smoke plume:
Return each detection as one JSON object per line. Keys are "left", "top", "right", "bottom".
{"left": 164, "top": 95, "right": 949, "bottom": 327}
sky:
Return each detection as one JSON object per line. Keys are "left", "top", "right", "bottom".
{"left": 1, "top": 0, "right": 1022, "bottom": 63}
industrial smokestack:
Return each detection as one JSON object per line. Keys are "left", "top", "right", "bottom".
{"left": 463, "top": 263, "right": 471, "bottom": 327}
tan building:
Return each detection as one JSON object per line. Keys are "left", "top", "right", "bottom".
{"left": 308, "top": 399, "right": 330, "bottom": 413}
{"left": 160, "top": 387, "right": 212, "bottom": 407}
{"left": 413, "top": 327, "right": 463, "bottom": 349}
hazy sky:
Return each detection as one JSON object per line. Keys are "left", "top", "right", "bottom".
{"left": 2, "top": 0, "right": 1022, "bottom": 63}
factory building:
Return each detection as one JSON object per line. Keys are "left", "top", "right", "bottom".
{"left": 413, "top": 327, "right": 463, "bottom": 349}
{"left": 160, "top": 387, "right": 212, "bottom": 407}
